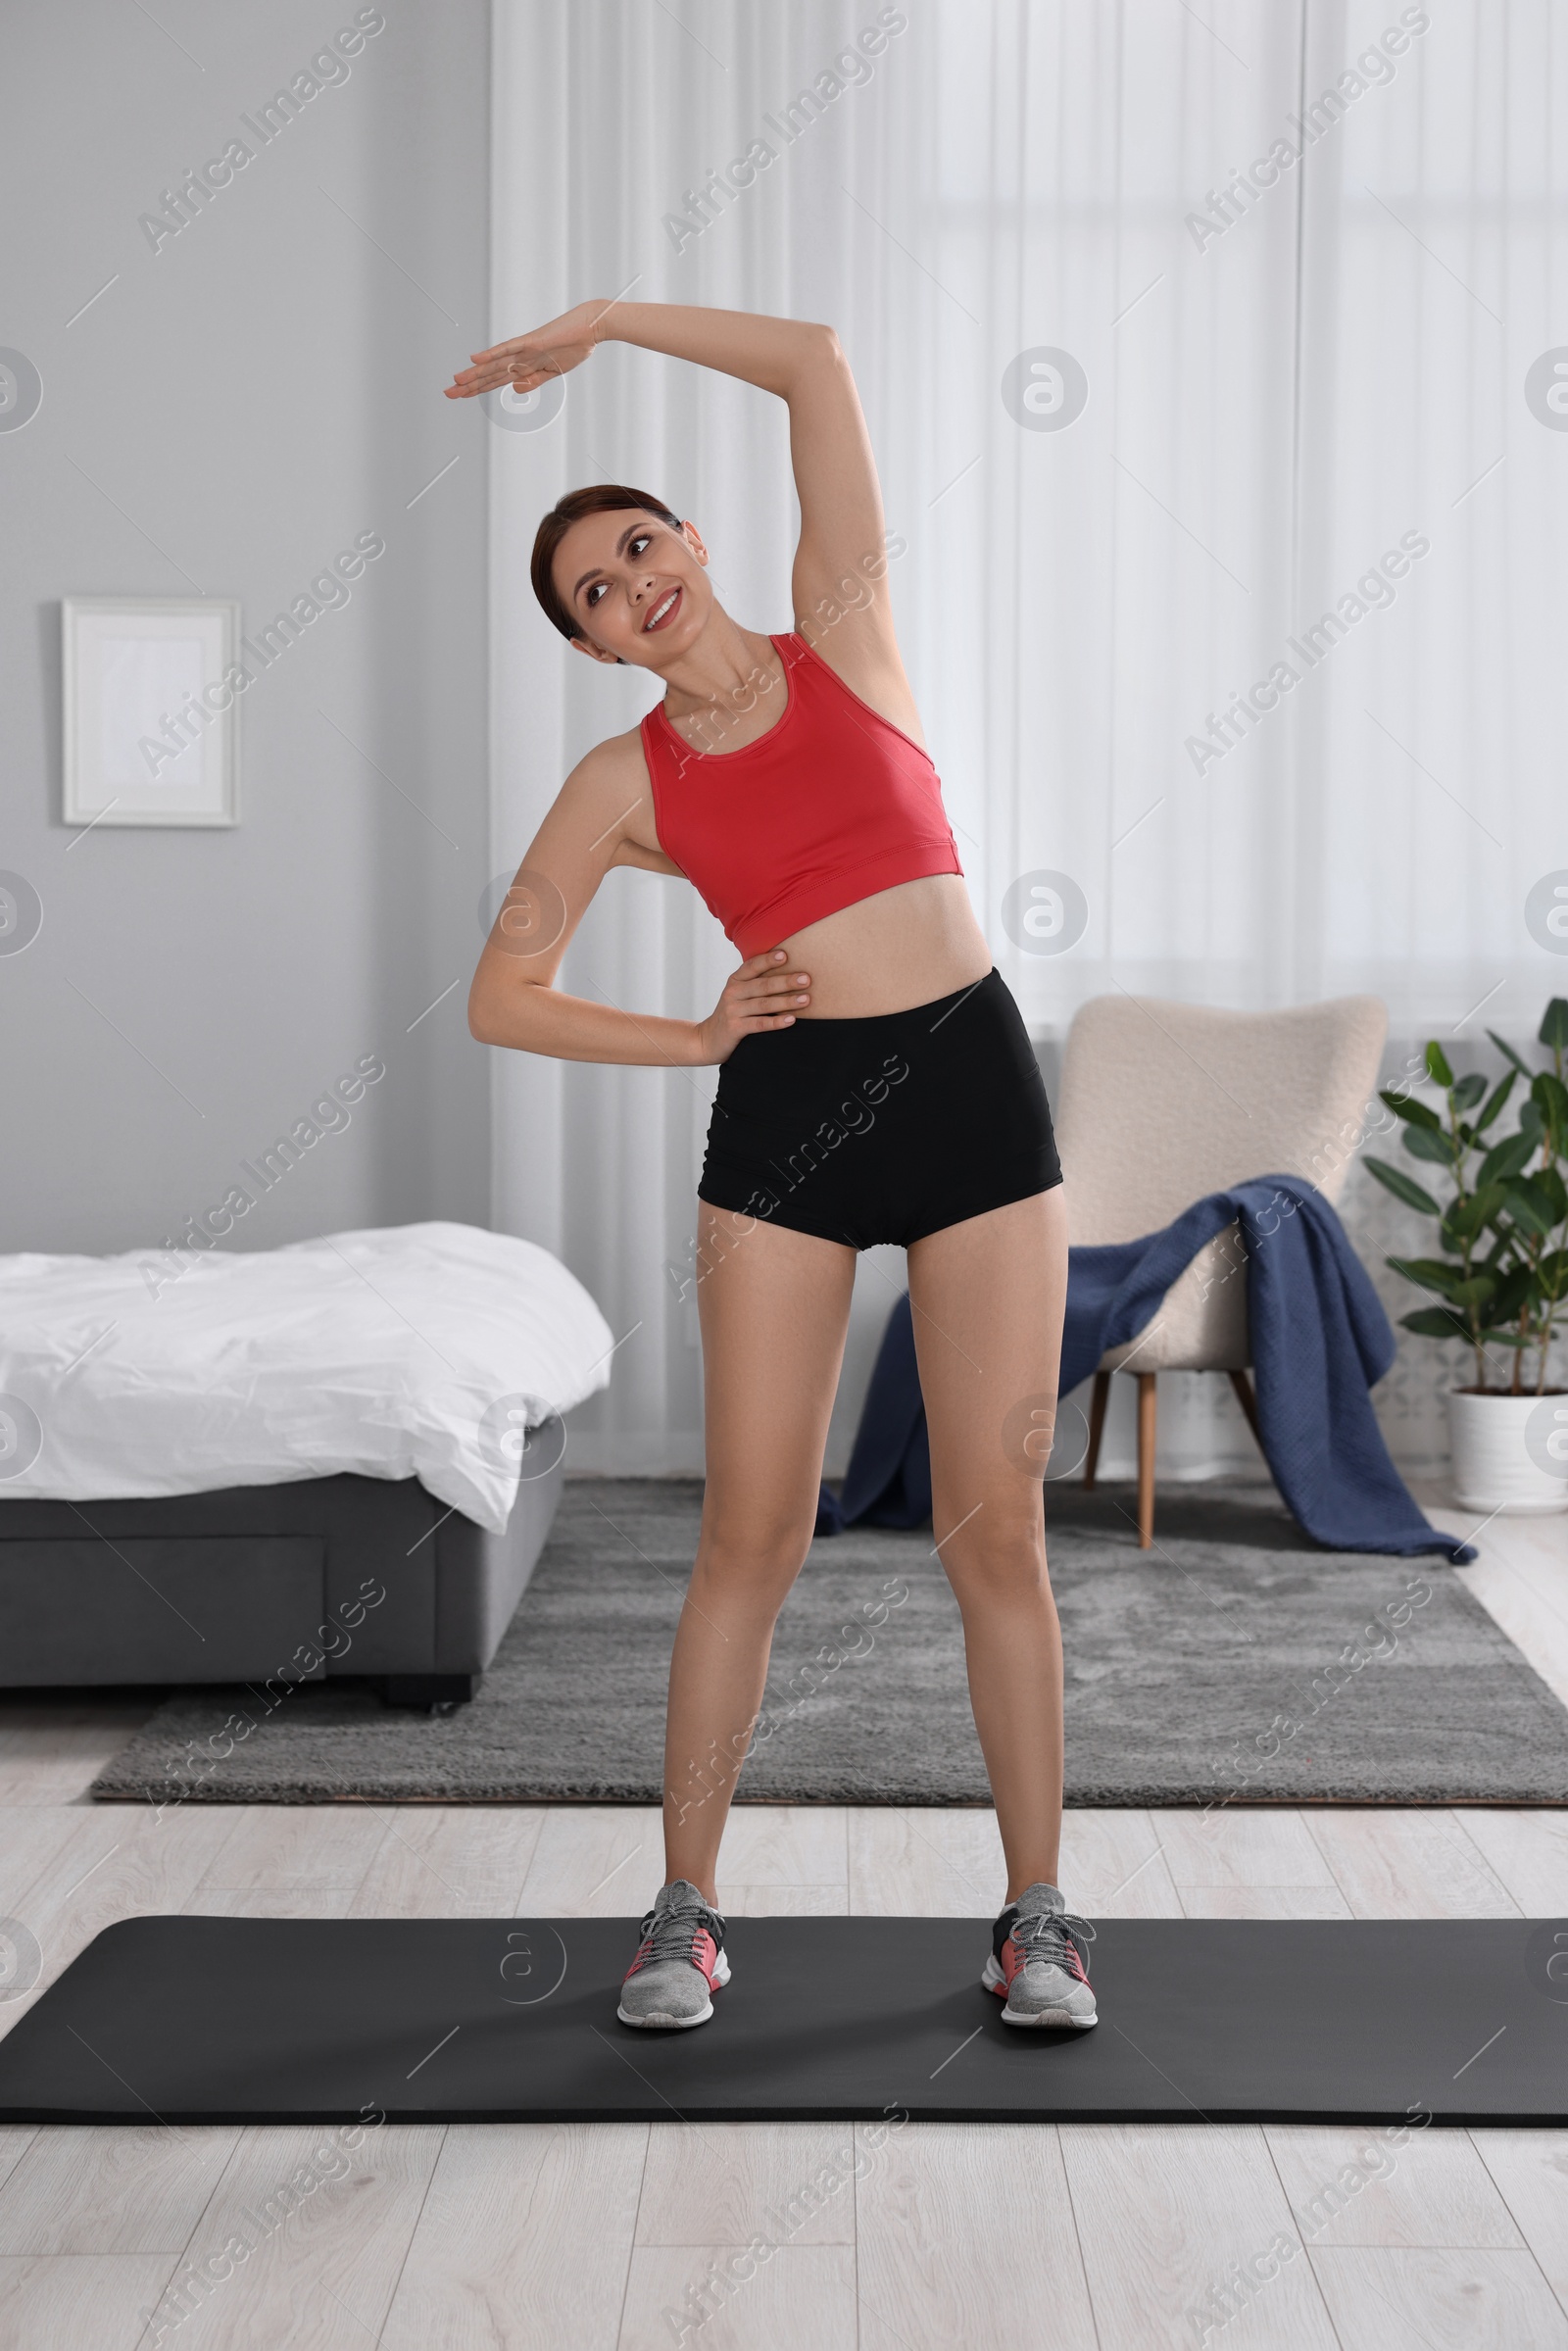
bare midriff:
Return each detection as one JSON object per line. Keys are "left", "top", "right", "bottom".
{"left": 773, "top": 872, "right": 994, "bottom": 1019}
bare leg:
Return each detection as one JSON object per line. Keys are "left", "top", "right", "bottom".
{"left": 662, "top": 1201, "right": 858, "bottom": 1903}
{"left": 906, "top": 1185, "right": 1070, "bottom": 1902}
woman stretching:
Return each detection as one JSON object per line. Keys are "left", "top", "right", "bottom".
{"left": 448, "top": 302, "right": 1096, "bottom": 2033}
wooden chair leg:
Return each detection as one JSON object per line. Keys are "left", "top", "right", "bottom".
{"left": 1083, "top": 1370, "right": 1111, "bottom": 1490}
{"left": 1228, "top": 1367, "right": 1264, "bottom": 1454}
{"left": 1137, "top": 1373, "right": 1157, "bottom": 1548}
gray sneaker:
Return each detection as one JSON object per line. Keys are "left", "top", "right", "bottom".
{"left": 982, "top": 1882, "right": 1098, "bottom": 2029}
{"left": 616, "top": 1881, "right": 730, "bottom": 2029}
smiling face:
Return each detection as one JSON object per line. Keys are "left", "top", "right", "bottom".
{"left": 553, "top": 509, "right": 714, "bottom": 669}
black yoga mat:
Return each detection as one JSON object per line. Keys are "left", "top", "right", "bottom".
{"left": 3, "top": 1915, "right": 1565, "bottom": 2127}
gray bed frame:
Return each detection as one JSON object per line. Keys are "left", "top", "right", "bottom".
{"left": 0, "top": 1428, "right": 564, "bottom": 1711}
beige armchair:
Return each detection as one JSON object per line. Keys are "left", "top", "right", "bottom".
{"left": 1053, "top": 995, "right": 1389, "bottom": 1546}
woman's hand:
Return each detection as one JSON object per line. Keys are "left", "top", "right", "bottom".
{"left": 445, "top": 300, "right": 610, "bottom": 401}
{"left": 694, "top": 950, "right": 811, "bottom": 1064}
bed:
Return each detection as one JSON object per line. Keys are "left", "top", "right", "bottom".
{"left": 0, "top": 1222, "right": 612, "bottom": 1708}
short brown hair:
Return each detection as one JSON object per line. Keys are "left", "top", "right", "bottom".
{"left": 530, "top": 484, "right": 684, "bottom": 644}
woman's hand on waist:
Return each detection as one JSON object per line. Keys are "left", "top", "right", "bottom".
{"left": 696, "top": 950, "right": 811, "bottom": 1064}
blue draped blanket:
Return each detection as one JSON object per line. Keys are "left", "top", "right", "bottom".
{"left": 815, "top": 1174, "right": 1474, "bottom": 1563}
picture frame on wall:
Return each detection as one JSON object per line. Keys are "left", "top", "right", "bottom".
{"left": 62, "top": 596, "right": 241, "bottom": 827}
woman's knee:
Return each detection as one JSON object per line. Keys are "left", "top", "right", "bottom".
{"left": 691, "top": 1512, "right": 813, "bottom": 1612}
{"left": 937, "top": 1505, "right": 1051, "bottom": 1606}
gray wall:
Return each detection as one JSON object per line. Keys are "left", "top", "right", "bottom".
{"left": 1, "top": 2, "right": 491, "bottom": 1255}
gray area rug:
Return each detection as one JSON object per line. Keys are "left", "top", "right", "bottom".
{"left": 91, "top": 1477, "right": 1568, "bottom": 1807}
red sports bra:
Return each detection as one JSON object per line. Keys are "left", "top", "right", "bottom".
{"left": 638, "top": 631, "right": 963, "bottom": 958}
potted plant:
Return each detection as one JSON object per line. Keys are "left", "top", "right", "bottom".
{"left": 1366, "top": 998, "right": 1568, "bottom": 1514}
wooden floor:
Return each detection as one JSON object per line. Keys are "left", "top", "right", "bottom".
{"left": 1, "top": 1491, "right": 1565, "bottom": 2348}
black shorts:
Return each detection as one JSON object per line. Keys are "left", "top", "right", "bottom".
{"left": 698, "top": 966, "right": 1062, "bottom": 1250}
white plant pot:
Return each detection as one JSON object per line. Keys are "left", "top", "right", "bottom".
{"left": 1447, "top": 1388, "right": 1568, "bottom": 1516}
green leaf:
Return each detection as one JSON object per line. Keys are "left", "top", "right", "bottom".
{"left": 1380, "top": 1088, "right": 1443, "bottom": 1132}
{"left": 1533, "top": 1071, "right": 1568, "bottom": 1143}
{"left": 1487, "top": 1028, "right": 1533, "bottom": 1077}
{"left": 1502, "top": 1177, "right": 1559, "bottom": 1239}
{"left": 1490, "top": 1262, "right": 1538, "bottom": 1321}
{"left": 1387, "top": 1256, "right": 1481, "bottom": 1302}
{"left": 1364, "top": 1157, "right": 1442, "bottom": 1214}
{"left": 1403, "top": 1125, "right": 1457, "bottom": 1166}
{"left": 1474, "top": 1070, "right": 1518, "bottom": 1134}
{"left": 1426, "top": 1040, "right": 1455, "bottom": 1088}
{"left": 1443, "top": 1195, "right": 1492, "bottom": 1249}
{"left": 1540, "top": 997, "right": 1568, "bottom": 1053}
{"left": 1478, "top": 1130, "right": 1538, "bottom": 1186}
{"left": 1450, "top": 1071, "right": 1487, "bottom": 1111}
{"left": 1400, "top": 1306, "right": 1474, "bottom": 1341}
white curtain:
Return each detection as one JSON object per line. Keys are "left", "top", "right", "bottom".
{"left": 489, "top": 0, "right": 1567, "bottom": 1478}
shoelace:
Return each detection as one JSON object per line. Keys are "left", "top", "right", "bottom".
{"left": 638, "top": 1898, "right": 716, "bottom": 1969}
{"left": 1011, "top": 1906, "right": 1096, "bottom": 1980}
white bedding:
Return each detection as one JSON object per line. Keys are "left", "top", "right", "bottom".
{"left": 0, "top": 1222, "right": 613, "bottom": 1534}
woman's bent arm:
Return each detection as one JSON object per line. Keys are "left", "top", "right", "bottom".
{"left": 468, "top": 734, "right": 810, "bottom": 1065}
{"left": 469, "top": 969, "right": 704, "bottom": 1065}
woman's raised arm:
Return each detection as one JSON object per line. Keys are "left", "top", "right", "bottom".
{"left": 447, "top": 302, "right": 899, "bottom": 670}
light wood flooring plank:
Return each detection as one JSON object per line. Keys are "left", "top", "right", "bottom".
{"left": 1, "top": 1805, "right": 136, "bottom": 1921}
{"left": 713, "top": 1804, "right": 848, "bottom": 1887}
{"left": 1309, "top": 2244, "right": 1568, "bottom": 2348}
{"left": 153, "top": 2121, "right": 444, "bottom": 2349}
{"left": 856, "top": 2118, "right": 1097, "bottom": 2347}
{"left": 1059, "top": 1808, "right": 1184, "bottom": 1916}
{"left": 848, "top": 1806, "right": 1006, "bottom": 1916}
{"left": 637, "top": 2122, "right": 857, "bottom": 2247}
{"left": 0, "top": 1717, "right": 153, "bottom": 1807}
{"left": 0, "top": 2251, "right": 179, "bottom": 2350}
{"left": 188, "top": 1802, "right": 392, "bottom": 1900}
{"left": 182, "top": 1886, "right": 359, "bottom": 1921}
{"left": 1061, "top": 2121, "right": 1340, "bottom": 2350}
{"left": 519, "top": 1808, "right": 663, "bottom": 1916}
{"left": 16, "top": 1804, "right": 241, "bottom": 1992}
{"left": 0, "top": 2126, "right": 239, "bottom": 2256}
{"left": 346, "top": 1804, "right": 545, "bottom": 1918}
{"left": 1470, "top": 2131, "right": 1568, "bottom": 2304}
{"left": 380, "top": 2122, "right": 645, "bottom": 2351}
{"left": 619, "top": 2242, "right": 856, "bottom": 2351}
{"left": 1458, "top": 1553, "right": 1568, "bottom": 1710}
{"left": 1157, "top": 1807, "right": 1341, "bottom": 1892}
{"left": 1303, "top": 1811, "right": 1522, "bottom": 1918}
{"left": 1265, "top": 2123, "right": 1524, "bottom": 2248}
{"left": 1180, "top": 1884, "right": 1355, "bottom": 1918}
{"left": 0, "top": 2130, "right": 36, "bottom": 2196}
{"left": 713, "top": 1883, "right": 849, "bottom": 1917}
{"left": 1453, "top": 1810, "right": 1568, "bottom": 1912}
